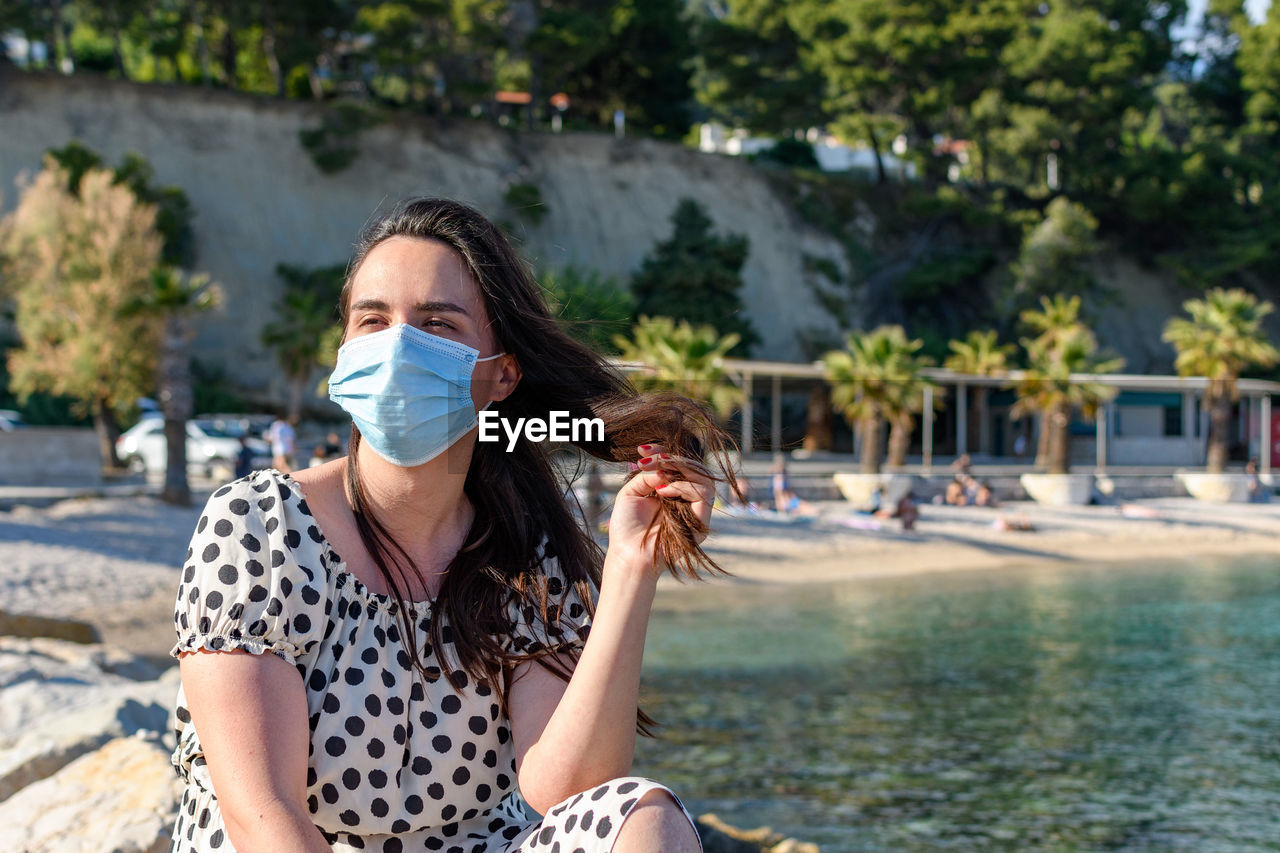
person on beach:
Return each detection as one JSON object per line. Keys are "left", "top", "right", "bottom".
{"left": 268, "top": 413, "right": 298, "bottom": 473}
{"left": 169, "top": 198, "right": 732, "bottom": 853}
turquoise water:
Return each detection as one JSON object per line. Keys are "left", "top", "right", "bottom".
{"left": 633, "top": 557, "right": 1280, "bottom": 852}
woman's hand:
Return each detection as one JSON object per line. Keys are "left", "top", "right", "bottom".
{"left": 606, "top": 443, "right": 715, "bottom": 575}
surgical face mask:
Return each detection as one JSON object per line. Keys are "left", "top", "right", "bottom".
{"left": 328, "top": 323, "right": 505, "bottom": 467}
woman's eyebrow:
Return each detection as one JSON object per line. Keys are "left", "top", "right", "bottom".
{"left": 415, "top": 300, "right": 470, "bottom": 316}
{"left": 349, "top": 298, "right": 470, "bottom": 316}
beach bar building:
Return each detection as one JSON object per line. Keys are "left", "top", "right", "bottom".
{"left": 717, "top": 359, "right": 1280, "bottom": 478}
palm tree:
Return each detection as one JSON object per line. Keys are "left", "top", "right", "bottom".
{"left": 824, "top": 326, "right": 934, "bottom": 474}
{"left": 1163, "top": 288, "right": 1279, "bottom": 473}
{"left": 1019, "top": 294, "right": 1086, "bottom": 464}
{"left": 1013, "top": 326, "right": 1123, "bottom": 475}
{"left": 945, "top": 329, "right": 1015, "bottom": 455}
{"left": 133, "top": 267, "right": 221, "bottom": 506}
{"left": 612, "top": 315, "right": 742, "bottom": 420}
{"left": 261, "top": 264, "right": 344, "bottom": 420}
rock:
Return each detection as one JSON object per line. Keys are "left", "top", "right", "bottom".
{"left": 0, "top": 636, "right": 163, "bottom": 682}
{"left": 0, "top": 672, "right": 177, "bottom": 801}
{"left": 0, "top": 637, "right": 178, "bottom": 801}
{"left": 697, "top": 813, "right": 820, "bottom": 853}
{"left": 0, "top": 638, "right": 168, "bottom": 735}
{"left": 0, "top": 610, "right": 100, "bottom": 645}
{"left": 0, "top": 734, "right": 181, "bottom": 853}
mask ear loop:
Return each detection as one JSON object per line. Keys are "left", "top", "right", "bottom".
{"left": 474, "top": 352, "right": 508, "bottom": 413}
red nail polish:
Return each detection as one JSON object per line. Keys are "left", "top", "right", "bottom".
{"left": 638, "top": 456, "right": 652, "bottom": 465}
{"left": 659, "top": 453, "right": 670, "bottom": 460}
{"left": 638, "top": 445, "right": 653, "bottom": 452}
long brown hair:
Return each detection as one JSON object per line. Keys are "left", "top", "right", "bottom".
{"left": 337, "top": 198, "right": 736, "bottom": 731}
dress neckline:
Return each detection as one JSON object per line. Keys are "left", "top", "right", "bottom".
{"left": 269, "top": 468, "right": 436, "bottom": 612}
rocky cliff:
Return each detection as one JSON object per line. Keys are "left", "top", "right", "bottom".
{"left": 0, "top": 69, "right": 847, "bottom": 403}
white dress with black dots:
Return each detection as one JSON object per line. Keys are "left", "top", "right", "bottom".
{"left": 169, "top": 469, "right": 698, "bottom": 853}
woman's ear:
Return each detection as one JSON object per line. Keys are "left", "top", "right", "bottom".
{"left": 490, "top": 354, "right": 522, "bottom": 403}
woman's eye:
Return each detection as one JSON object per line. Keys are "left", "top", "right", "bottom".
{"left": 360, "top": 316, "right": 385, "bottom": 326}
{"left": 423, "top": 318, "right": 452, "bottom": 329}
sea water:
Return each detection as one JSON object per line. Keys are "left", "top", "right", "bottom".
{"left": 633, "top": 556, "right": 1280, "bottom": 852}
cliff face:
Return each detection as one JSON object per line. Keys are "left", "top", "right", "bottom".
{"left": 0, "top": 70, "right": 847, "bottom": 401}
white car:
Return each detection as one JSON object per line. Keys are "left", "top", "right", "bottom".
{"left": 115, "top": 417, "right": 271, "bottom": 477}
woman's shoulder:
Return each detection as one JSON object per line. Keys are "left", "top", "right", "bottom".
{"left": 174, "top": 469, "right": 330, "bottom": 662}
{"left": 198, "top": 469, "right": 316, "bottom": 534}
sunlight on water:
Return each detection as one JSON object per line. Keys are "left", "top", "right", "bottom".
{"left": 634, "top": 557, "right": 1280, "bottom": 852}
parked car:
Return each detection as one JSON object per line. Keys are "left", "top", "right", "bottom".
{"left": 0, "top": 410, "right": 25, "bottom": 431}
{"left": 115, "top": 418, "right": 271, "bottom": 477}
{"left": 196, "top": 413, "right": 275, "bottom": 441}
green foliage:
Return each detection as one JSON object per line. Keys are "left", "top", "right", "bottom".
{"left": 822, "top": 325, "right": 935, "bottom": 472}
{"left": 1163, "top": 287, "right": 1279, "bottom": 472}
{"left": 1007, "top": 197, "right": 1100, "bottom": 320}
{"left": 757, "top": 138, "right": 819, "bottom": 169}
{"left": 1013, "top": 296, "right": 1123, "bottom": 474}
{"left": 945, "top": 330, "right": 1015, "bottom": 376}
{"left": 540, "top": 266, "right": 633, "bottom": 355}
{"left": 504, "top": 183, "right": 548, "bottom": 226}
{"left": 299, "top": 101, "right": 383, "bottom": 174}
{"left": 630, "top": 198, "right": 758, "bottom": 355}
{"left": 1163, "top": 288, "right": 1279, "bottom": 382}
{"left": 611, "top": 315, "right": 742, "bottom": 419}
{"left": 693, "top": 0, "right": 828, "bottom": 135}
{"left": 0, "top": 161, "right": 163, "bottom": 421}
{"left": 45, "top": 142, "right": 196, "bottom": 267}
{"left": 261, "top": 262, "right": 346, "bottom": 412}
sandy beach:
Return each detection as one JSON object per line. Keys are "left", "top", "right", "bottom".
{"left": 1, "top": 490, "right": 1278, "bottom": 664}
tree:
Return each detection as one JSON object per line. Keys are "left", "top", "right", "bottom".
{"left": 693, "top": 0, "right": 828, "bottom": 136}
{"left": 0, "top": 160, "right": 163, "bottom": 469}
{"left": 823, "top": 325, "right": 931, "bottom": 474}
{"left": 260, "top": 262, "right": 345, "bottom": 419}
{"left": 881, "top": 335, "right": 935, "bottom": 470}
{"left": 1163, "top": 288, "right": 1279, "bottom": 474}
{"left": 945, "top": 329, "right": 1015, "bottom": 455}
{"left": 1013, "top": 302, "right": 1123, "bottom": 475}
{"left": 541, "top": 265, "right": 633, "bottom": 355}
{"left": 611, "top": 315, "right": 742, "bottom": 420}
{"left": 631, "top": 198, "right": 758, "bottom": 355}
{"left": 787, "top": 0, "right": 1020, "bottom": 183}
{"left": 45, "top": 141, "right": 196, "bottom": 267}
{"left": 130, "top": 267, "right": 221, "bottom": 505}
{"left": 1007, "top": 197, "right": 1101, "bottom": 320}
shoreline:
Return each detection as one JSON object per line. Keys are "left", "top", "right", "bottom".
{"left": 1, "top": 494, "right": 1277, "bottom": 663}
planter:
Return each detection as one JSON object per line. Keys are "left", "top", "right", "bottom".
{"left": 1175, "top": 471, "right": 1253, "bottom": 503}
{"left": 1020, "top": 473, "right": 1094, "bottom": 506}
{"left": 832, "top": 472, "right": 916, "bottom": 508}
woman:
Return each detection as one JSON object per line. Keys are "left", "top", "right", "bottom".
{"left": 170, "top": 198, "right": 733, "bottom": 852}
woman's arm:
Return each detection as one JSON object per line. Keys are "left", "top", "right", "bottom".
{"left": 509, "top": 447, "right": 713, "bottom": 814}
{"left": 179, "top": 651, "right": 333, "bottom": 852}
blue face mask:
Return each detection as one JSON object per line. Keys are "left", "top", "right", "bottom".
{"left": 328, "top": 324, "right": 505, "bottom": 467}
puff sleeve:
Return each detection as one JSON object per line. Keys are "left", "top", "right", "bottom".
{"left": 170, "top": 475, "right": 326, "bottom": 663}
{"left": 503, "top": 539, "right": 596, "bottom": 657}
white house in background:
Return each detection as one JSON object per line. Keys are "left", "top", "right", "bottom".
{"left": 698, "top": 123, "right": 917, "bottom": 179}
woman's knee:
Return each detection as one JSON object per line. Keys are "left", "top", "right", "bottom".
{"left": 612, "top": 789, "right": 700, "bottom": 853}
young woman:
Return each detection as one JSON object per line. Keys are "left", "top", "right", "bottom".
{"left": 169, "top": 198, "right": 733, "bottom": 852}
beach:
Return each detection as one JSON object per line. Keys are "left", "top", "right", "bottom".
{"left": 2, "top": 490, "right": 1278, "bottom": 851}
{"left": 2, "top": 491, "right": 1278, "bottom": 660}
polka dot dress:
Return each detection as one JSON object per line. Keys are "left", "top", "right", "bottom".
{"left": 169, "top": 470, "right": 699, "bottom": 852}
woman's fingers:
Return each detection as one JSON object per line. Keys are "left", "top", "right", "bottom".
{"left": 617, "top": 468, "right": 673, "bottom": 499}
{"left": 636, "top": 452, "right": 713, "bottom": 486}
{"left": 656, "top": 479, "right": 713, "bottom": 507}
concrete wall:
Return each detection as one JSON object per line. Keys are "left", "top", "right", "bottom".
{"left": 0, "top": 70, "right": 846, "bottom": 408}
{"left": 0, "top": 428, "right": 100, "bottom": 485}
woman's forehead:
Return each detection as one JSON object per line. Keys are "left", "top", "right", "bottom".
{"left": 350, "top": 236, "right": 482, "bottom": 309}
